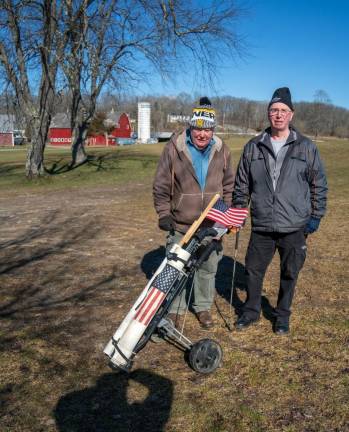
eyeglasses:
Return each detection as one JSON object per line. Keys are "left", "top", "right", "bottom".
{"left": 269, "top": 108, "right": 292, "bottom": 116}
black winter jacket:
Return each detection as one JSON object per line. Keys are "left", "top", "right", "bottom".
{"left": 233, "top": 127, "right": 327, "bottom": 233}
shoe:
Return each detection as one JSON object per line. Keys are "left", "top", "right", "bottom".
{"left": 196, "top": 311, "right": 214, "bottom": 329}
{"left": 274, "top": 321, "right": 289, "bottom": 335}
{"left": 234, "top": 315, "right": 259, "bottom": 331}
{"left": 166, "top": 313, "right": 182, "bottom": 329}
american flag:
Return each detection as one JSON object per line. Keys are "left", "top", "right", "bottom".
{"left": 134, "top": 264, "right": 179, "bottom": 326}
{"left": 206, "top": 199, "right": 249, "bottom": 227}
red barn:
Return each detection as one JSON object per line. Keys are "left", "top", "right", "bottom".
{"left": 48, "top": 113, "right": 72, "bottom": 146}
{"left": 0, "top": 115, "right": 15, "bottom": 146}
{"left": 110, "top": 113, "right": 132, "bottom": 138}
{"left": 49, "top": 111, "right": 132, "bottom": 146}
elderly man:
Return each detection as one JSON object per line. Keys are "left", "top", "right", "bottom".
{"left": 153, "top": 97, "right": 235, "bottom": 329}
{"left": 233, "top": 87, "right": 328, "bottom": 335}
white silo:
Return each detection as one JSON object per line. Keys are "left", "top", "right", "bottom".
{"left": 137, "top": 102, "right": 151, "bottom": 143}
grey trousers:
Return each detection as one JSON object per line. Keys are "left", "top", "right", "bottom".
{"left": 166, "top": 231, "right": 222, "bottom": 314}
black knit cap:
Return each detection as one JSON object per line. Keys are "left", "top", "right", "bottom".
{"left": 268, "top": 87, "right": 294, "bottom": 111}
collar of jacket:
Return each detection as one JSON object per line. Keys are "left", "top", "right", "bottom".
{"left": 258, "top": 126, "right": 298, "bottom": 153}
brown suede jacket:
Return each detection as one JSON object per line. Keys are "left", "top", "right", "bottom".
{"left": 153, "top": 129, "right": 235, "bottom": 233}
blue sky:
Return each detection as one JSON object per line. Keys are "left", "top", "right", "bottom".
{"left": 138, "top": 0, "right": 349, "bottom": 109}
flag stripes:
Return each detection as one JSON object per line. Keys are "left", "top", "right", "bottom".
{"left": 135, "top": 287, "right": 166, "bottom": 326}
{"left": 206, "top": 199, "right": 249, "bottom": 227}
{"left": 134, "top": 264, "right": 180, "bottom": 326}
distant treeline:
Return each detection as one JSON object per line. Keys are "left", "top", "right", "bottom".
{"left": 2, "top": 91, "right": 348, "bottom": 139}
{"left": 102, "top": 93, "right": 349, "bottom": 138}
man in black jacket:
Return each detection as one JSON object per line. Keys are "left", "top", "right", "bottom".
{"left": 233, "top": 87, "right": 328, "bottom": 335}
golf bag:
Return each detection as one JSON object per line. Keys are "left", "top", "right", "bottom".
{"left": 104, "top": 195, "right": 229, "bottom": 374}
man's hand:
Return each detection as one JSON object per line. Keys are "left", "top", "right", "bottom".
{"left": 158, "top": 215, "right": 174, "bottom": 232}
{"left": 229, "top": 226, "right": 240, "bottom": 234}
{"left": 304, "top": 216, "right": 321, "bottom": 234}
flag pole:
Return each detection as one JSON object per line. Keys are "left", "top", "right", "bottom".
{"left": 179, "top": 194, "right": 220, "bottom": 247}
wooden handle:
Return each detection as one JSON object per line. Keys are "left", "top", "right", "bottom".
{"left": 179, "top": 194, "right": 220, "bottom": 247}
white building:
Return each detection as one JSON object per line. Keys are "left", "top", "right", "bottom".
{"left": 167, "top": 113, "right": 191, "bottom": 124}
{"left": 137, "top": 102, "right": 151, "bottom": 143}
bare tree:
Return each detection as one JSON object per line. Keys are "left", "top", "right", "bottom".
{"left": 1, "top": 0, "right": 246, "bottom": 173}
{"left": 314, "top": 89, "right": 331, "bottom": 105}
{"left": 308, "top": 89, "right": 332, "bottom": 138}
{"left": 0, "top": 1, "right": 69, "bottom": 177}
{"left": 59, "top": 0, "right": 246, "bottom": 165}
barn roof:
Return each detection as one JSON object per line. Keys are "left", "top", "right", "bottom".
{"left": 50, "top": 111, "right": 130, "bottom": 129}
{"left": 50, "top": 113, "right": 70, "bottom": 128}
{"left": 0, "top": 114, "right": 14, "bottom": 133}
{"left": 105, "top": 109, "right": 122, "bottom": 125}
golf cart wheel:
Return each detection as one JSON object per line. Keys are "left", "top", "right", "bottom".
{"left": 188, "top": 338, "right": 223, "bottom": 374}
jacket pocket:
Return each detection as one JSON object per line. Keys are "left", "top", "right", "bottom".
{"left": 282, "top": 244, "right": 306, "bottom": 279}
{"left": 203, "top": 191, "right": 221, "bottom": 209}
{"left": 173, "top": 193, "right": 202, "bottom": 225}
{"left": 291, "top": 153, "right": 307, "bottom": 181}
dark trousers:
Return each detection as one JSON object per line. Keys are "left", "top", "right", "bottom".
{"left": 243, "top": 230, "right": 307, "bottom": 322}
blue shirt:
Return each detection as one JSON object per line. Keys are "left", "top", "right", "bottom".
{"left": 186, "top": 131, "right": 214, "bottom": 191}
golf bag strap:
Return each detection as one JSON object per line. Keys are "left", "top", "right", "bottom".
{"left": 167, "top": 252, "right": 187, "bottom": 265}
{"left": 112, "top": 338, "right": 132, "bottom": 363}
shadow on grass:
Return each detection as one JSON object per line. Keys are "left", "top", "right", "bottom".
{"left": 45, "top": 157, "right": 90, "bottom": 174}
{"left": 45, "top": 151, "right": 158, "bottom": 175}
{"left": 0, "top": 164, "right": 22, "bottom": 176}
{"left": 216, "top": 256, "right": 276, "bottom": 324}
{"left": 54, "top": 370, "right": 173, "bottom": 432}
{"left": 140, "top": 246, "right": 166, "bottom": 279}
{"left": 215, "top": 255, "right": 247, "bottom": 326}
{"left": 0, "top": 210, "right": 99, "bottom": 277}
{"left": 0, "top": 209, "right": 114, "bottom": 322}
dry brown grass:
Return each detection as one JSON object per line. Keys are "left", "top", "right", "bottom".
{"left": 0, "top": 137, "right": 348, "bottom": 431}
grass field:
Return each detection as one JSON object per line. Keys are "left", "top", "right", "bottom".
{"left": 0, "top": 136, "right": 348, "bottom": 432}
